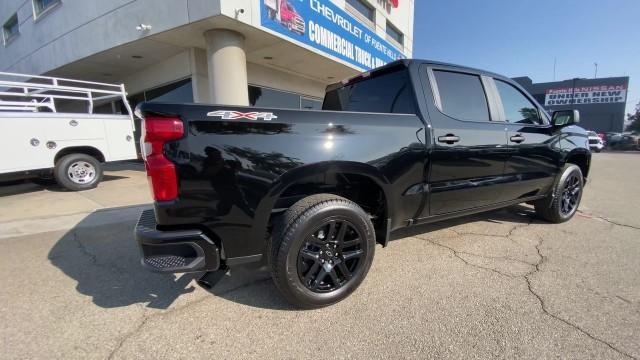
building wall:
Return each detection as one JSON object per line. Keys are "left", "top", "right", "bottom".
{"left": 1, "top": 0, "right": 412, "bottom": 73}
{"left": 2, "top": 0, "right": 413, "bottom": 108}
{"left": 186, "top": 47, "right": 326, "bottom": 103}
{"left": 1, "top": 0, "right": 222, "bottom": 75}
{"left": 247, "top": 62, "right": 326, "bottom": 99}
{"left": 330, "top": 0, "right": 414, "bottom": 56}
{"left": 121, "top": 50, "right": 193, "bottom": 96}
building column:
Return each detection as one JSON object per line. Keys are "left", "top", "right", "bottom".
{"left": 203, "top": 29, "right": 249, "bottom": 106}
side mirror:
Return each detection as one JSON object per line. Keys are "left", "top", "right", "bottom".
{"left": 552, "top": 109, "right": 580, "bottom": 127}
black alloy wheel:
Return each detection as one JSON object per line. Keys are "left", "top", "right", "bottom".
{"left": 297, "top": 219, "right": 364, "bottom": 293}
{"left": 560, "top": 172, "right": 581, "bottom": 216}
{"left": 270, "top": 194, "right": 376, "bottom": 309}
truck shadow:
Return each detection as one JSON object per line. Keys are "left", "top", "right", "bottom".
{"left": 47, "top": 204, "right": 293, "bottom": 310}
{"left": 199, "top": 266, "right": 294, "bottom": 310}
{"left": 48, "top": 205, "right": 199, "bottom": 310}
{"left": 48, "top": 204, "right": 537, "bottom": 311}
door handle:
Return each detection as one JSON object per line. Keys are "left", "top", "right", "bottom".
{"left": 510, "top": 134, "right": 525, "bottom": 143}
{"left": 438, "top": 134, "right": 460, "bottom": 144}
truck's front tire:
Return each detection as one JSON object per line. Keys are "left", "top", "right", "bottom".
{"left": 54, "top": 153, "right": 103, "bottom": 191}
{"left": 270, "top": 194, "right": 376, "bottom": 309}
{"left": 534, "top": 164, "right": 583, "bottom": 223}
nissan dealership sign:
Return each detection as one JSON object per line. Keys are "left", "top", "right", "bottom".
{"left": 545, "top": 85, "right": 627, "bottom": 106}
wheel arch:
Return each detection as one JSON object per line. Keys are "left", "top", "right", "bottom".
{"left": 54, "top": 146, "right": 106, "bottom": 164}
{"left": 564, "top": 149, "right": 591, "bottom": 179}
{"left": 254, "top": 161, "right": 393, "bottom": 247}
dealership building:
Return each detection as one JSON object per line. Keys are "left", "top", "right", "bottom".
{"left": 514, "top": 76, "right": 629, "bottom": 133}
{"left": 1, "top": 0, "right": 414, "bottom": 115}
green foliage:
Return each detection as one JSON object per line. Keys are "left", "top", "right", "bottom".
{"left": 626, "top": 101, "right": 640, "bottom": 133}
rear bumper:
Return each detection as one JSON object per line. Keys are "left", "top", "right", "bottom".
{"left": 135, "top": 209, "right": 220, "bottom": 273}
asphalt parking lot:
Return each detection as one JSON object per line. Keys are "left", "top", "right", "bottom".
{"left": 1, "top": 154, "right": 639, "bottom": 359}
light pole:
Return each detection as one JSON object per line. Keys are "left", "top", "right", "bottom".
{"left": 594, "top": 62, "right": 598, "bottom": 78}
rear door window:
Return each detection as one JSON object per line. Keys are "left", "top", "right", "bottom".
{"left": 494, "top": 79, "right": 544, "bottom": 125}
{"left": 432, "top": 70, "right": 490, "bottom": 121}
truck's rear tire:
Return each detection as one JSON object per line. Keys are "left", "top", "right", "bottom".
{"left": 270, "top": 194, "right": 376, "bottom": 309}
{"left": 534, "top": 164, "right": 583, "bottom": 223}
{"left": 54, "top": 153, "right": 103, "bottom": 191}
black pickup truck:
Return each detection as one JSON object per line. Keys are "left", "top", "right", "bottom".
{"left": 135, "top": 59, "right": 590, "bottom": 308}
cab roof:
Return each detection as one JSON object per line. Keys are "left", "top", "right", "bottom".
{"left": 327, "top": 59, "right": 506, "bottom": 92}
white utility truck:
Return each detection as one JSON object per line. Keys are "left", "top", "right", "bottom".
{"left": 0, "top": 72, "right": 137, "bottom": 191}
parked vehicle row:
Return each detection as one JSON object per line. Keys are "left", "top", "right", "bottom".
{"left": 602, "top": 132, "right": 640, "bottom": 151}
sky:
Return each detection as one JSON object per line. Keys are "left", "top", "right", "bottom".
{"left": 412, "top": 0, "right": 640, "bottom": 116}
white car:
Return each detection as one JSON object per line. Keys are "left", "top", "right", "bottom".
{"left": 587, "top": 131, "right": 604, "bottom": 153}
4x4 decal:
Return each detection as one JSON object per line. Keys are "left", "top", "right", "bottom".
{"left": 207, "top": 110, "right": 278, "bottom": 121}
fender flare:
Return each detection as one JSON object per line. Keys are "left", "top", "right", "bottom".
{"left": 54, "top": 145, "right": 106, "bottom": 164}
{"left": 556, "top": 147, "right": 591, "bottom": 185}
{"left": 563, "top": 147, "right": 590, "bottom": 159}
{"left": 248, "top": 161, "right": 393, "bottom": 247}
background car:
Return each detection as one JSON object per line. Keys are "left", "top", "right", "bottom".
{"left": 604, "top": 132, "right": 623, "bottom": 147}
{"left": 610, "top": 133, "right": 640, "bottom": 151}
{"left": 587, "top": 131, "right": 605, "bottom": 152}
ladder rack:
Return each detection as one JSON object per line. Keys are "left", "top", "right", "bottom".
{"left": 0, "top": 72, "right": 134, "bottom": 121}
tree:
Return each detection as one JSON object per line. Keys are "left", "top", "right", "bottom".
{"left": 626, "top": 101, "right": 640, "bottom": 133}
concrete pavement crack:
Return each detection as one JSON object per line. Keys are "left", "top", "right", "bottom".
{"left": 421, "top": 221, "right": 538, "bottom": 274}
{"left": 423, "top": 238, "right": 522, "bottom": 279}
{"left": 577, "top": 211, "right": 640, "bottom": 231}
{"left": 525, "top": 278, "right": 636, "bottom": 359}
{"left": 529, "top": 234, "right": 635, "bottom": 359}
{"left": 507, "top": 218, "right": 534, "bottom": 237}
{"left": 615, "top": 295, "right": 632, "bottom": 305}
{"left": 523, "top": 234, "right": 636, "bottom": 359}
{"left": 445, "top": 218, "right": 534, "bottom": 247}
{"left": 105, "top": 276, "right": 273, "bottom": 359}
{"left": 72, "top": 231, "right": 97, "bottom": 264}
{"left": 70, "top": 231, "right": 129, "bottom": 274}
{"left": 425, "top": 227, "right": 636, "bottom": 359}
{"left": 107, "top": 313, "right": 150, "bottom": 360}
{"left": 70, "top": 230, "right": 274, "bottom": 359}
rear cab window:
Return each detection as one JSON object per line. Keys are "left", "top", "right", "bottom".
{"left": 323, "top": 69, "right": 417, "bottom": 114}
{"left": 431, "top": 70, "right": 491, "bottom": 121}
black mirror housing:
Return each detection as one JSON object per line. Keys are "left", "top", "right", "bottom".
{"left": 552, "top": 109, "right": 580, "bottom": 127}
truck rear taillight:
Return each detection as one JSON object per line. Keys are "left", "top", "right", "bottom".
{"left": 141, "top": 116, "right": 184, "bottom": 201}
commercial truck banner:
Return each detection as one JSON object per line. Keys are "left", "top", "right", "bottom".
{"left": 544, "top": 85, "right": 627, "bottom": 106}
{"left": 261, "top": 0, "right": 405, "bottom": 70}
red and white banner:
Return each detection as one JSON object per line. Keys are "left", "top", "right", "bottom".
{"left": 544, "top": 85, "right": 627, "bottom": 106}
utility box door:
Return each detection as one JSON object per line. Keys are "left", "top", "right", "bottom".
{"left": 103, "top": 116, "right": 137, "bottom": 161}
